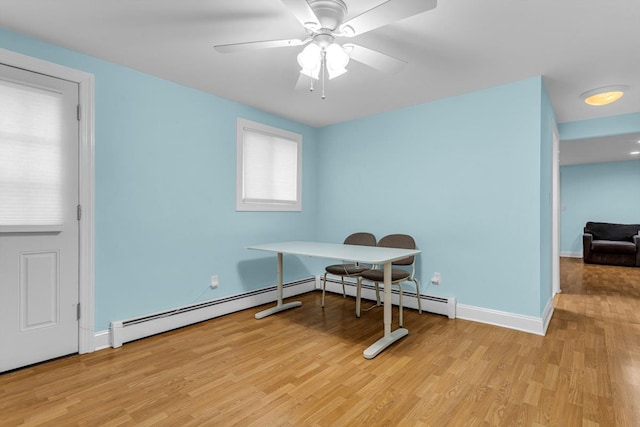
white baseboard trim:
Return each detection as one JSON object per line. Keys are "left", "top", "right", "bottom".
{"left": 93, "top": 330, "right": 110, "bottom": 351}
{"left": 93, "top": 277, "right": 316, "bottom": 351}
{"left": 541, "top": 296, "right": 555, "bottom": 335}
{"left": 560, "top": 251, "right": 582, "bottom": 258}
{"left": 456, "top": 303, "right": 549, "bottom": 336}
{"left": 92, "top": 275, "right": 554, "bottom": 349}
{"left": 321, "top": 277, "right": 553, "bottom": 336}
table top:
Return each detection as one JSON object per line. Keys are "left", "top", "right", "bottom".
{"left": 247, "top": 241, "right": 420, "bottom": 264}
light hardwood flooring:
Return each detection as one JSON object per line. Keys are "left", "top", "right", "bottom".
{"left": 1, "top": 258, "right": 639, "bottom": 426}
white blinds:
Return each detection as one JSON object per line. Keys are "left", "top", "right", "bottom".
{"left": 242, "top": 129, "right": 298, "bottom": 204}
{"left": 0, "top": 79, "right": 63, "bottom": 226}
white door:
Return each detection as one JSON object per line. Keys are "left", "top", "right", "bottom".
{"left": 0, "top": 63, "right": 80, "bottom": 372}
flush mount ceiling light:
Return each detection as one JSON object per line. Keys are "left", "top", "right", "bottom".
{"left": 581, "top": 85, "right": 628, "bottom": 106}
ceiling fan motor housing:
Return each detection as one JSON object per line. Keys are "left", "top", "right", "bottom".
{"left": 308, "top": 0, "right": 348, "bottom": 30}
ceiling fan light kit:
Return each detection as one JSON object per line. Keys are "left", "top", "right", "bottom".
{"left": 297, "top": 41, "right": 350, "bottom": 98}
{"left": 324, "top": 43, "right": 350, "bottom": 78}
{"left": 298, "top": 43, "right": 322, "bottom": 78}
{"left": 214, "top": 0, "right": 438, "bottom": 98}
{"left": 297, "top": 31, "right": 350, "bottom": 79}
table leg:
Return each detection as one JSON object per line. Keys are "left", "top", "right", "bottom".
{"left": 363, "top": 261, "right": 408, "bottom": 359}
{"left": 255, "top": 252, "right": 302, "bottom": 319}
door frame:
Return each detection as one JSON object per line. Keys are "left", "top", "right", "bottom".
{"left": 0, "top": 48, "right": 95, "bottom": 354}
{"left": 552, "top": 124, "right": 560, "bottom": 295}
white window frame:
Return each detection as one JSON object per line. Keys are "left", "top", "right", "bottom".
{"left": 236, "top": 118, "right": 302, "bottom": 211}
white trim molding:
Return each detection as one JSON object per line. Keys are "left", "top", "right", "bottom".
{"left": 93, "top": 330, "right": 111, "bottom": 351}
{"left": 0, "top": 48, "right": 96, "bottom": 354}
{"left": 541, "top": 296, "right": 555, "bottom": 335}
{"left": 456, "top": 302, "right": 552, "bottom": 336}
{"left": 560, "top": 251, "right": 582, "bottom": 258}
{"left": 552, "top": 123, "right": 560, "bottom": 296}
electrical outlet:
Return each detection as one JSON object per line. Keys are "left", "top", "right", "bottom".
{"left": 210, "top": 275, "right": 219, "bottom": 289}
{"left": 431, "top": 272, "right": 441, "bottom": 285}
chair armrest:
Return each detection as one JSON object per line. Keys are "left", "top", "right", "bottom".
{"left": 583, "top": 233, "right": 593, "bottom": 261}
{"left": 634, "top": 234, "right": 640, "bottom": 266}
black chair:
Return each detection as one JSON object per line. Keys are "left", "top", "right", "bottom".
{"left": 321, "top": 232, "right": 377, "bottom": 307}
{"left": 356, "top": 234, "right": 422, "bottom": 326}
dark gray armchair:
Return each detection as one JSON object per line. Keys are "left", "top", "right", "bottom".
{"left": 583, "top": 222, "right": 640, "bottom": 267}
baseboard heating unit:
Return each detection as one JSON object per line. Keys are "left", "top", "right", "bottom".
{"left": 320, "top": 278, "right": 456, "bottom": 319}
{"left": 110, "top": 277, "right": 315, "bottom": 348}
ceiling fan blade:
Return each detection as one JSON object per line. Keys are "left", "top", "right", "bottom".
{"left": 340, "top": 0, "right": 437, "bottom": 37}
{"left": 214, "top": 38, "right": 310, "bottom": 54}
{"left": 346, "top": 43, "right": 406, "bottom": 74}
{"left": 281, "top": 0, "right": 320, "bottom": 30}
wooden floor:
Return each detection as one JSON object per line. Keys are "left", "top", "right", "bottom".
{"left": 1, "top": 258, "right": 639, "bottom": 426}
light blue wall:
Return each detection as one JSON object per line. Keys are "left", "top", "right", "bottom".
{"left": 317, "top": 77, "right": 549, "bottom": 317}
{"left": 560, "top": 160, "right": 640, "bottom": 254}
{"left": 1, "top": 29, "right": 320, "bottom": 330}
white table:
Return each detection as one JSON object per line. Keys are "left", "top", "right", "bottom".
{"left": 247, "top": 241, "right": 421, "bottom": 359}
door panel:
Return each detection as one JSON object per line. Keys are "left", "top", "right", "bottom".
{"left": 0, "top": 63, "right": 79, "bottom": 372}
{"left": 21, "top": 250, "right": 59, "bottom": 330}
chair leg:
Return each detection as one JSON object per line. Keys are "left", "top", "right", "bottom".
{"left": 374, "top": 282, "right": 381, "bottom": 306}
{"left": 341, "top": 277, "right": 346, "bottom": 298}
{"left": 356, "top": 278, "right": 362, "bottom": 317}
{"left": 321, "top": 272, "right": 328, "bottom": 307}
{"left": 413, "top": 278, "right": 422, "bottom": 314}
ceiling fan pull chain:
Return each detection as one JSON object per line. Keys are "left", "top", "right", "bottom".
{"left": 310, "top": 76, "right": 314, "bottom": 92}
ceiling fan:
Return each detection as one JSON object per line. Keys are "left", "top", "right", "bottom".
{"left": 214, "top": 0, "right": 438, "bottom": 98}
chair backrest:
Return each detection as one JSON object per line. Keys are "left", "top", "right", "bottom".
{"left": 344, "top": 232, "right": 376, "bottom": 247}
{"left": 377, "top": 234, "right": 416, "bottom": 266}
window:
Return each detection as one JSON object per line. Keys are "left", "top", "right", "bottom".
{"left": 0, "top": 78, "right": 64, "bottom": 227}
{"left": 236, "top": 118, "right": 302, "bottom": 211}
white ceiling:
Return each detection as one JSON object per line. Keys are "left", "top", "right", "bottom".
{"left": 560, "top": 132, "right": 640, "bottom": 166}
{"left": 0, "top": 0, "right": 639, "bottom": 162}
